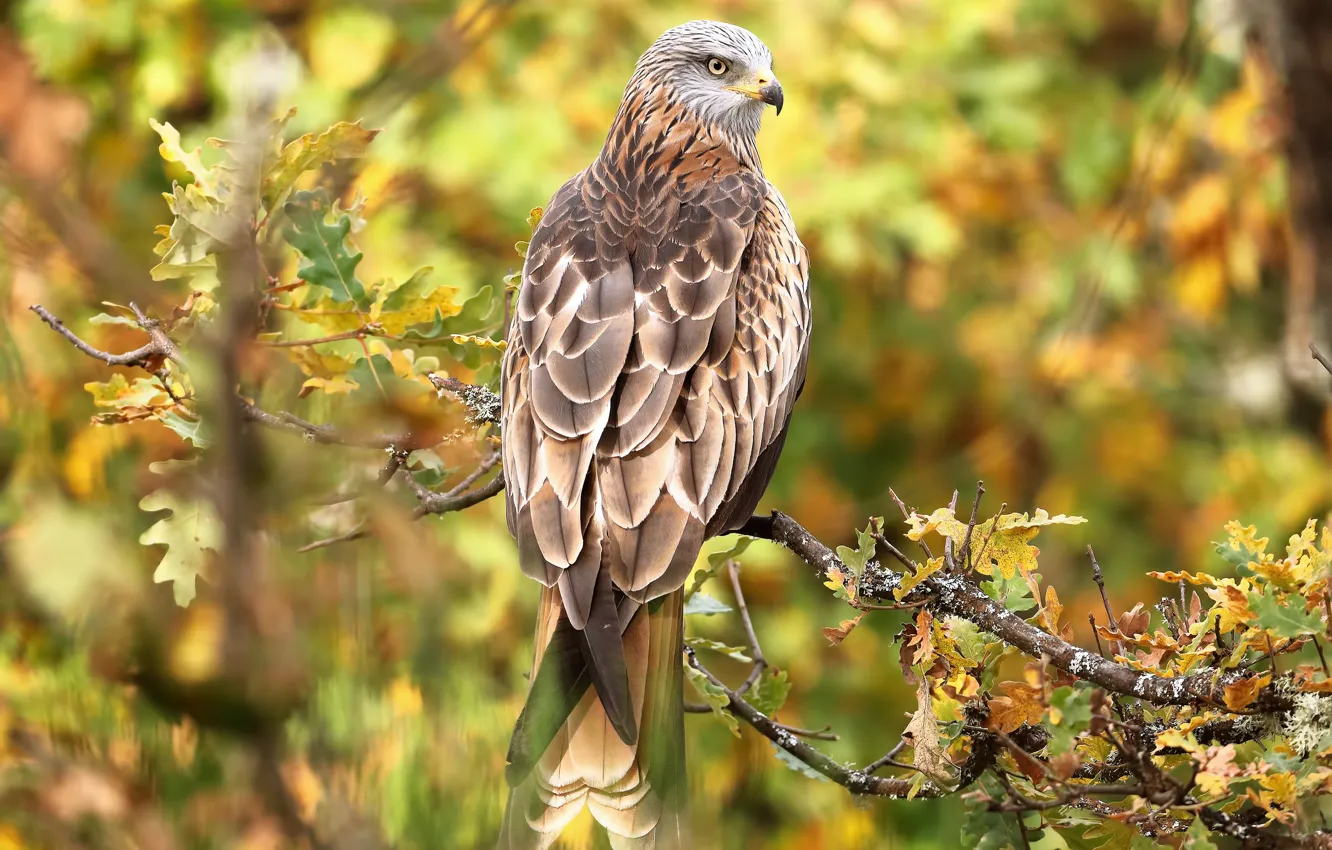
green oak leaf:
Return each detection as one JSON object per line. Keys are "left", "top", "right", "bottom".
{"left": 685, "top": 537, "right": 752, "bottom": 602}
{"left": 158, "top": 410, "right": 212, "bottom": 448}
{"left": 772, "top": 744, "right": 826, "bottom": 780}
{"left": 685, "top": 638, "right": 752, "bottom": 664}
{"left": 748, "top": 669, "right": 791, "bottom": 716}
{"left": 981, "top": 569, "right": 1036, "bottom": 614}
{"left": 683, "top": 663, "right": 739, "bottom": 736}
{"left": 150, "top": 182, "right": 232, "bottom": 284}
{"left": 284, "top": 189, "right": 368, "bottom": 305}
{"left": 1248, "top": 590, "right": 1324, "bottom": 638}
{"left": 683, "top": 592, "right": 732, "bottom": 616}
{"left": 1047, "top": 685, "right": 1092, "bottom": 755}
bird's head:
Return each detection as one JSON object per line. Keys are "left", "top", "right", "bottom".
{"left": 629, "top": 21, "right": 783, "bottom": 137}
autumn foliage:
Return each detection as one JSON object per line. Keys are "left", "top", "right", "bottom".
{"left": 5, "top": 2, "right": 1332, "bottom": 849}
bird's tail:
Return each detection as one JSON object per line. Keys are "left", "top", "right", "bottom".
{"left": 499, "top": 584, "right": 687, "bottom": 849}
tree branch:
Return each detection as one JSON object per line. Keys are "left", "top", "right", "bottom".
{"left": 739, "top": 511, "right": 1292, "bottom": 711}
{"left": 30, "top": 302, "right": 182, "bottom": 367}
{"left": 685, "top": 648, "right": 938, "bottom": 799}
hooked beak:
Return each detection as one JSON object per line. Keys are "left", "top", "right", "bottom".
{"left": 725, "top": 67, "right": 784, "bottom": 115}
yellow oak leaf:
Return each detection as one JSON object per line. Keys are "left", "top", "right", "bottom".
{"left": 987, "top": 682, "right": 1044, "bottom": 733}
{"left": 1205, "top": 579, "right": 1256, "bottom": 634}
{"left": 1223, "top": 672, "right": 1270, "bottom": 712}
{"left": 895, "top": 556, "right": 944, "bottom": 600}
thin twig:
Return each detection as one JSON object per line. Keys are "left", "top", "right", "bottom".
{"left": 684, "top": 649, "right": 937, "bottom": 799}
{"left": 240, "top": 400, "right": 417, "bottom": 450}
{"left": 968, "top": 502, "right": 1006, "bottom": 574}
{"left": 944, "top": 489, "right": 959, "bottom": 570}
{"left": 260, "top": 328, "right": 373, "bottom": 347}
{"left": 1088, "top": 546, "right": 1122, "bottom": 656}
{"left": 728, "top": 560, "right": 769, "bottom": 695}
{"left": 31, "top": 303, "right": 179, "bottom": 366}
{"left": 872, "top": 532, "right": 919, "bottom": 572}
{"left": 1313, "top": 636, "right": 1330, "bottom": 678}
{"left": 1309, "top": 342, "right": 1332, "bottom": 376}
{"left": 959, "top": 481, "right": 985, "bottom": 570}
{"left": 442, "top": 450, "right": 502, "bottom": 498}
{"left": 1014, "top": 813, "right": 1033, "bottom": 850}
{"left": 772, "top": 722, "right": 838, "bottom": 742}
{"left": 889, "top": 488, "right": 934, "bottom": 560}
{"left": 297, "top": 523, "right": 370, "bottom": 553}
{"left": 864, "top": 737, "right": 910, "bottom": 774}
{"left": 1090, "top": 614, "right": 1107, "bottom": 659}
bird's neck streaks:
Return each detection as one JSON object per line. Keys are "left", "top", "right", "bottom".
{"left": 601, "top": 81, "right": 763, "bottom": 189}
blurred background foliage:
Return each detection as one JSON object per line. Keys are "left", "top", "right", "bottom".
{"left": 0, "top": 0, "right": 1318, "bottom": 847}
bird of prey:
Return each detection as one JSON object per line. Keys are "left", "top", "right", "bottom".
{"left": 499, "top": 20, "right": 810, "bottom": 848}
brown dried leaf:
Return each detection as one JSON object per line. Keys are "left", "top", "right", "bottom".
{"left": 987, "top": 682, "right": 1044, "bottom": 733}
{"left": 1089, "top": 688, "right": 1111, "bottom": 735}
{"left": 907, "top": 609, "right": 935, "bottom": 666}
{"left": 1195, "top": 744, "right": 1240, "bottom": 797}
{"left": 1050, "top": 751, "right": 1081, "bottom": 780}
{"left": 905, "top": 678, "right": 950, "bottom": 783}
{"left": 1040, "top": 585, "right": 1063, "bottom": 633}
{"left": 1008, "top": 745, "right": 1046, "bottom": 783}
{"left": 1222, "top": 672, "right": 1271, "bottom": 712}
{"left": 822, "top": 613, "right": 864, "bottom": 646}
{"left": 1117, "top": 602, "right": 1150, "bottom": 639}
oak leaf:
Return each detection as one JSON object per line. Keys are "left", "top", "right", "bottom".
{"left": 1222, "top": 672, "right": 1270, "bottom": 712}
{"left": 823, "top": 613, "right": 864, "bottom": 646}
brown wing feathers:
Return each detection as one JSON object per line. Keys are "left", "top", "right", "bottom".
{"left": 502, "top": 125, "right": 810, "bottom": 846}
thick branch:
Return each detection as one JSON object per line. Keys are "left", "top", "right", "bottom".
{"left": 428, "top": 373, "right": 501, "bottom": 425}
{"left": 931, "top": 573, "right": 1269, "bottom": 708}
{"left": 412, "top": 473, "right": 504, "bottom": 518}
{"left": 740, "top": 511, "right": 1290, "bottom": 711}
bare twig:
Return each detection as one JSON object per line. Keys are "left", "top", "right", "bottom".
{"left": 297, "top": 523, "right": 371, "bottom": 553}
{"left": 871, "top": 532, "right": 919, "bottom": 572}
{"left": 1310, "top": 342, "right": 1332, "bottom": 376}
{"left": 889, "top": 487, "right": 934, "bottom": 560}
{"left": 772, "top": 723, "right": 838, "bottom": 742}
{"left": 959, "top": 481, "right": 985, "bottom": 570}
{"left": 684, "top": 648, "right": 938, "bottom": 799}
{"left": 944, "top": 489, "right": 959, "bottom": 570}
{"left": 260, "top": 328, "right": 373, "bottom": 347}
{"left": 729, "top": 560, "right": 769, "bottom": 695}
{"left": 1313, "top": 636, "right": 1330, "bottom": 678}
{"left": 31, "top": 302, "right": 182, "bottom": 367}
{"left": 864, "top": 737, "right": 911, "bottom": 774}
{"left": 441, "top": 450, "right": 502, "bottom": 498}
{"left": 238, "top": 400, "right": 415, "bottom": 450}
{"left": 1088, "top": 547, "right": 1122, "bottom": 656}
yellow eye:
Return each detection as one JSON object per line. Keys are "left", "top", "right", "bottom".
{"left": 707, "top": 57, "right": 729, "bottom": 76}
